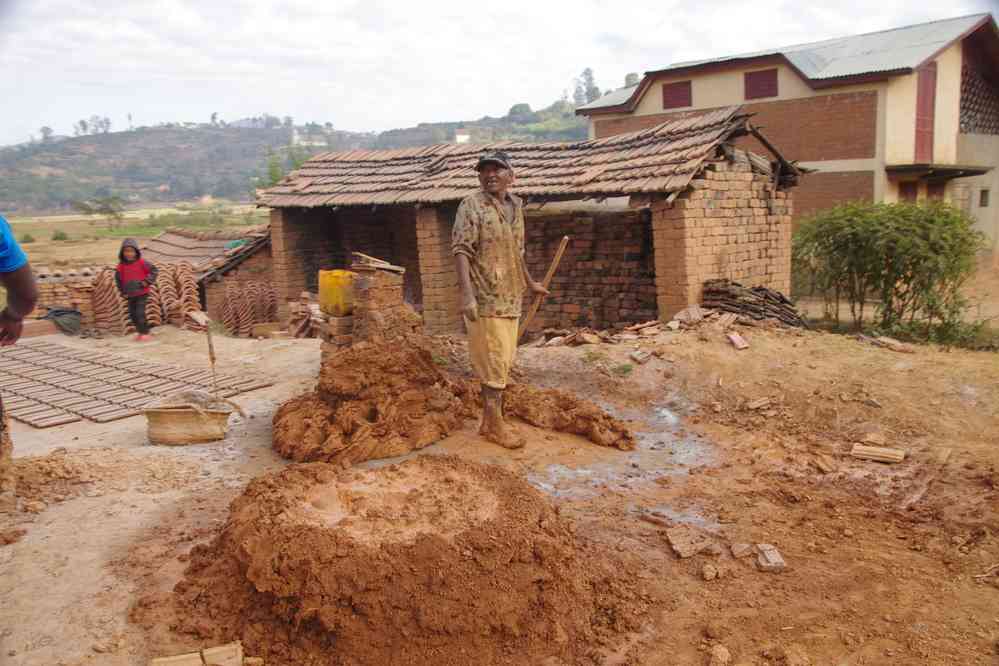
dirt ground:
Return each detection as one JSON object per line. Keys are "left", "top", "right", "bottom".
{"left": 1, "top": 321, "right": 998, "bottom": 665}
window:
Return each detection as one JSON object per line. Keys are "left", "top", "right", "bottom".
{"left": 744, "top": 68, "right": 778, "bottom": 99}
{"left": 981, "top": 189, "right": 991, "bottom": 208}
{"left": 927, "top": 182, "right": 946, "bottom": 201}
{"left": 899, "top": 181, "right": 919, "bottom": 202}
{"left": 662, "top": 81, "right": 692, "bottom": 109}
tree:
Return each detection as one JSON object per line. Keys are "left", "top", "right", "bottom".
{"left": 211, "top": 111, "right": 219, "bottom": 126}
{"left": 71, "top": 195, "right": 126, "bottom": 229}
{"left": 573, "top": 81, "right": 587, "bottom": 107}
{"left": 581, "top": 68, "right": 601, "bottom": 103}
{"left": 265, "top": 149, "right": 284, "bottom": 186}
{"left": 625, "top": 72, "right": 640, "bottom": 87}
{"left": 127, "top": 113, "right": 133, "bottom": 130}
{"left": 282, "top": 116, "right": 294, "bottom": 128}
{"left": 75, "top": 119, "right": 88, "bottom": 136}
{"left": 39, "top": 126, "right": 53, "bottom": 142}
{"left": 324, "top": 122, "right": 333, "bottom": 131}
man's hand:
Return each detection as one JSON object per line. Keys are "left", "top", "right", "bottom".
{"left": 461, "top": 291, "right": 479, "bottom": 322}
{"left": 529, "top": 281, "right": 550, "bottom": 297}
{"left": 0, "top": 308, "right": 24, "bottom": 346}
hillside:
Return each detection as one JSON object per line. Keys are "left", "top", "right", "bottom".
{"left": 0, "top": 100, "right": 587, "bottom": 213}
{"left": 0, "top": 126, "right": 335, "bottom": 212}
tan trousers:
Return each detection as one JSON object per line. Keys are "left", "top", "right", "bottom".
{"left": 465, "top": 316, "right": 518, "bottom": 390}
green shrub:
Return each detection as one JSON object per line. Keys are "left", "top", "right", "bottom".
{"left": 793, "top": 201, "right": 985, "bottom": 335}
{"left": 51, "top": 229, "right": 69, "bottom": 241}
{"left": 19, "top": 233, "right": 35, "bottom": 243}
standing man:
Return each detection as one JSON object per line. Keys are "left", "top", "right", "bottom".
{"left": 0, "top": 213, "right": 39, "bottom": 511}
{"left": 452, "top": 151, "right": 548, "bottom": 450}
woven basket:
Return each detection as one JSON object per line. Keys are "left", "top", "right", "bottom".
{"left": 144, "top": 406, "right": 231, "bottom": 445}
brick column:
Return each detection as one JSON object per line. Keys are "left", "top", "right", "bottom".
{"left": 270, "top": 208, "right": 309, "bottom": 321}
{"left": 651, "top": 195, "right": 699, "bottom": 320}
{"left": 415, "top": 206, "right": 461, "bottom": 334}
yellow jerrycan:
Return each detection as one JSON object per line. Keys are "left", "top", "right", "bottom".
{"left": 318, "top": 269, "right": 356, "bottom": 316}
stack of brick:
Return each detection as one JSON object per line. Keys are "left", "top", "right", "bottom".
{"left": 523, "top": 209, "right": 656, "bottom": 332}
{"left": 651, "top": 154, "right": 792, "bottom": 320}
{"left": 29, "top": 267, "right": 98, "bottom": 323}
{"left": 351, "top": 264, "right": 422, "bottom": 342}
{"left": 319, "top": 260, "right": 422, "bottom": 364}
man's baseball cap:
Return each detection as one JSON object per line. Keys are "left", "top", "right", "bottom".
{"left": 475, "top": 150, "right": 513, "bottom": 171}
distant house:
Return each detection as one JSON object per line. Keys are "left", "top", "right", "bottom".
{"left": 578, "top": 13, "right": 999, "bottom": 255}
{"left": 454, "top": 130, "right": 471, "bottom": 144}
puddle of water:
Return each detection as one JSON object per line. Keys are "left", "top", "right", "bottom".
{"left": 526, "top": 397, "right": 718, "bottom": 499}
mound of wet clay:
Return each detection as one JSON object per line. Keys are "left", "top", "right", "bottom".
{"left": 504, "top": 384, "right": 636, "bottom": 451}
{"left": 165, "top": 456, "right": 648, "bottom": 665}
{"left": 273, "top": 338, "right": 635, "bottom": 465}
{"left": 273, "top": 341, "right": 473, "bottom": 465}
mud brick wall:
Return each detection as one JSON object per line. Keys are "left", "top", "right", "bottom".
{"left": 203, "top": 250, "right": 273, "bottom": 322}
{"left": 522, "top": 210, "right": 656, "bottom": 331}
{"left": 792, "top": 171, "right": 874, "bottom": 222}
{"left": 652, "top": 157, "right": 792, "bottom": 319}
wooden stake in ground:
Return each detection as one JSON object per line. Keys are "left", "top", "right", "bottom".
{"left": 518, "top": 235, "right": 569, "bottom": 344}
{"left": 188, "top": 311, "right": 219, "bottom": 400}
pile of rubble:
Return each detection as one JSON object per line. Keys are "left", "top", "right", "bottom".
{"left": 530, "top": 282, "right": 806, "bottom": 349}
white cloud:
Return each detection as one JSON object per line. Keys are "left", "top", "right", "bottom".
{"left": 0, "top": 0, "right": 992, "bottom": 145}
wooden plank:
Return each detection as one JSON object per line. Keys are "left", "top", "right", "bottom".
{"left": 850, "top": 444, "right": 906, "bottom": 463}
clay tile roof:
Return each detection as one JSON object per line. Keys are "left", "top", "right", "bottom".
{"left": 140, "top": 224, "right": 270, "bottom": 279}
{"left": 259, "top": 106, "right": 759, "bottom": 208}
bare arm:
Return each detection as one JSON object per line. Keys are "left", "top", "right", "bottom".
{"left": 0, "top": 263, "right": 39, "bottom": 345}
{"left": 455, "top": 253, "right": 478, "bottom": 321}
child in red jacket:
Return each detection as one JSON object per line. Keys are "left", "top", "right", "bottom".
{"left": 115, "top": 238, "right": 159, "bottom": 341}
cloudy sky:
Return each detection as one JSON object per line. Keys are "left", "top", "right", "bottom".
{"left": 0, "top": 0, "right": 996, "bottom": 146}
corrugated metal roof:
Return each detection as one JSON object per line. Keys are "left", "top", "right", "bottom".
{"left": 578, "top": 84, "right": 639, "bottom": 111}
{"left": 582, "top": 13, "right": 992, "bottom": 111}
{"left": 258, "top": 106, "right": 772, "bottom": 209}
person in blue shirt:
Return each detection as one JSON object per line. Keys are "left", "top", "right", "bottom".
{"left": 0, "top": 213, "right": 39, "bottom": 512}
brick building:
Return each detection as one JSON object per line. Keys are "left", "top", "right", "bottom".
{"left": 578, "top": 13, "right": 999, "bottom": 256}
{"left": 259, "top": 106, "right": 800, "bottom": 335}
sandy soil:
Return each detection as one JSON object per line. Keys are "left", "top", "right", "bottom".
{"left": 1, "top": 322, "right": 998, "bottom": 665}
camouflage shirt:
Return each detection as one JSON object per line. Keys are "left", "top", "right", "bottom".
{"left": 451, "top": 190, "right": 527, "bottom": 318}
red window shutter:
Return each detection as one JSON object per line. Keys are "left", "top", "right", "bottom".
{"left": 915, "top": 62, "right": 937, "bottom": 163}
{"left": 744, "top": 69, "right": 778, "bottom": 99}
{"left": 662, "top": 81, "right": 692, "bottom": 109}
{"left": 899, "top": 182, "right": 919, "bottom": 202}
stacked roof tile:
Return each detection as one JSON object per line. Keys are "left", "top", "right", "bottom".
{"left": 259, "top": 106, "right": 759, "bottom": 208}
{"left": 140, "top": 225, "right": 269, "bottom": 279}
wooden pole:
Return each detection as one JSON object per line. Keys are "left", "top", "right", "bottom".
{"left": 518, "top": 235, "right": 569, "bottom": 344}
{"left": 205, "top": 325, "right": 219, "bottom": 400}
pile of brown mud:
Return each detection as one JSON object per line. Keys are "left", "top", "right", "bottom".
{"left": 273, "top": 341, "right": 473, "bottom": 465}
{"left": 273, "top": 338, "right": 635, "bottom": 465}
{"left": 158, "top": 456, "right": 649, "bottom": 665}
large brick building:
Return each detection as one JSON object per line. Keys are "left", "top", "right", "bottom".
{"left": 259, "top": 107, "right": 800, "bottom": 334}
{"left": 578, "top": 13, "right": 999, "bottom": 255}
